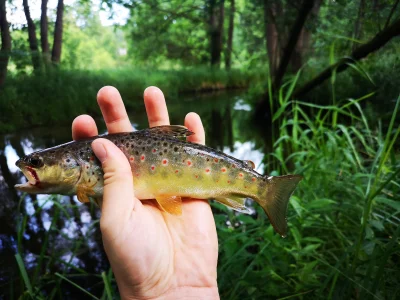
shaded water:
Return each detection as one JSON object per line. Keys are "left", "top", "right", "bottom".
{"left": 0, "top": 90, "right": 269, "bottom": 297}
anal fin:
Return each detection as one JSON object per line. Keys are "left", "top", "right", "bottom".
{"left": 156, "top": 195, "right": 182, "bottom": 215}
{"left": 215, "top": 196, "right": 251, "bottom": 214}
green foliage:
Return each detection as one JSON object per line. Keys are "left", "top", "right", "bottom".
{"left": 213, "top": 89, "right": 399, "bottom": 298}
{"left": 0, "top": 67, "right": 265, "bottom": 133}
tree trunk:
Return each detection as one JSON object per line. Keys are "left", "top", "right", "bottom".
{"left": 294, "top": 18, "right": 400, "bottom": 98}
{"left": 291, "top": 0, "right": 322, "bottom": 72}
{"left": 264, "top": 1, "right": 280, "bottom": 76}
{"left": 0, "top": 0, "right": 11, "bottom": 87}
{"left": 22, "top": 0, "right": 41, "bottom": 70}
{"left": 225, "top": 0, "right": 234, "bottom": 69}
{"left": 353, "top": 0, "right": 366, "bottom": 50}
{"left": 51, "top": 0, "right": 64, "bottom": 64}
{"left": 41, "top": 0, "right": 50, "bottom": 65}
{"left": 209, "top": 0, "right": 224, "bottom": 67}
{"left": 273, "top": 0, "right": 315, "bottom": 89}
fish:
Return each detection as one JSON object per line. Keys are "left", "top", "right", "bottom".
{"left": 14, "top": 125, "right": 302, "bottom": 237}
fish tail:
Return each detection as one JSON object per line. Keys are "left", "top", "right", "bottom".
{"left": 258, "top": 175, "right": 303, "bottom": 237}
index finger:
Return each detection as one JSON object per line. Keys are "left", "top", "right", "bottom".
{"left": 97, "top": 86, "right": 133, "bottom": 133}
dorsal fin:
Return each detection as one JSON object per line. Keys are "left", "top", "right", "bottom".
{"left": 144, "top": 125, "right": 194, "bottom": 139}
{"left": 243, "top": 160, "right": 255, "bottom": 169}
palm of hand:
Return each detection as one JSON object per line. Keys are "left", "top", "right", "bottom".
{"left": 103, "top": 200, "right": 218, "bottom": 298}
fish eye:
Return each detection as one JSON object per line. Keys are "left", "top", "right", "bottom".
{"left": 29, "top": 156, "right": 43, "bottom": 168}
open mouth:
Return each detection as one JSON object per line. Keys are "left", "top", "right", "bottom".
{"left": 14, "top": 167, "right": 42, "bottom": 192}
{"left": 25, "top": 167, "right": 40, "bottom": 186}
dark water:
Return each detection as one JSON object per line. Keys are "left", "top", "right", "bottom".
{"left": 0, "top": 90, "right": 269, "bottom": 297}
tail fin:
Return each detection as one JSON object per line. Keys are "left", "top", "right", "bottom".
{"left": 259, "top": 175, "right": 303, "bottom": 237}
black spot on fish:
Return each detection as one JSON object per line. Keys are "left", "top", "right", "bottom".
{"left": 135, "top": 151, "right": 139, "bottom": 155}
{"left": 163, "top": 142, "right": 167, "bottom": 147}
{"left": 164, "top": 149, "right": 167, "bottom": 153}
{"left": 174, "top": 147, "right": 178, "bottom": 152}
{"left": 159, "top": 152, "right": 163, "bottom": 156}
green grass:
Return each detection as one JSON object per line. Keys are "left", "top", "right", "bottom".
{"left": 0, "top": 67, "right": 265, "bottom": 134}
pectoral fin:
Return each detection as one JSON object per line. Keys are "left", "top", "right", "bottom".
{"left": 155, "top": 195, "right": 182, "bottom": 215}
{"left": 76, "top": 184, "right": 95, "bottom": 203}
{"left": 215, "top": 196, "right": 251, "bottom": 214}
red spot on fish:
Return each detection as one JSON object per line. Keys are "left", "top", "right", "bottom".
{"left": 239, "top": 173, "right": 243, "bottom": 178}
{"left": 141, "top": 155, "right": 145, "bottom": 161}
{"left": 152, "top": 149, "right": 156, "bottom": 153}
{"left": 252, "top": 177, "right": 256, "bottom": 182}
{"left": 214, "top": 158, "right": 219, "bottom": 163}
{"left": 90, "top": 156, "right": 95, "bottom": 161}
{"left": 195, "top": 175, "right": 198, "bottom": 178}
{"left": 175, "top": 170, "right": 179, "bottom": 173}
{"left": 136, "top": 173, "right": 140, "bottom": 177}
{"left": 187, "top": 160, "right": 192, "bottom": 166}
{"left": 86, "top": 165, "right": 89, "bottom": 169}
{"left": 205, "top": 168, "right": 210, "bottom": 173}
{"left": 227, "top": 180, "right": 231, "bottom": 184}
{"left": 221, "top": 168, "right": 226, "bottom": 173}
{"left": 151, "top": 165, "right": 155, "bottom": 171}
{"left": 162, "top": 159, "right": 168, "bottom": 165}
{"left": 130, "top": 157, "right": 134, "bottom": 162}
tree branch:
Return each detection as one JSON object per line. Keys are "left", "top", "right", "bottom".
{"left": 294, "top": 18, "right": 400, "bottom": 98}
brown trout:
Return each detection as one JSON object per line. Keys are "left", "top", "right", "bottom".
{"left": 15, "top": 125, "right": 302, "bottom": 236}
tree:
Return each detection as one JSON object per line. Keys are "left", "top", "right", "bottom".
{"left": 41, "top": 0, "right": 50, "bottom": 65}
{"left": 225, "top": 0, "right": 234, "bottom": 69}
{"left": 22, "top": 0, "right": 41, "bottom": 70}
{"left": 209, "top": 0, "right": 225, "bottom": 67}
{"left": 52, "top": 0, "right": 64, "bottom": 64}
{"left": 264, "top": 1, "right": 281, "bottom": 77}
{"left": 0, "top": 0, "right": 11, "bottom": 87}
{"left": 272, "top": 0, "right": 315, "bottom": 89}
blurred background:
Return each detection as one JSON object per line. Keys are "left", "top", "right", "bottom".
{"left": 0, "top": 0, "right": 399, "bottom": 299}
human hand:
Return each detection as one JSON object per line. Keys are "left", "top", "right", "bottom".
{"left": 71, "top": 86, "right": 219, "bottom": 299}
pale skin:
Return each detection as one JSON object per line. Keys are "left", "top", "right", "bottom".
{"left": 71, "top": 86, "right": 219, "bottom": 300}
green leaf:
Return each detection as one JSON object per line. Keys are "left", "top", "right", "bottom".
{"left": 306, "top": 199, "right": 335, "bottom": 210}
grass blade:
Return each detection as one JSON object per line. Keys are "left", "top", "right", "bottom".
{"left": 15, "top": 253, "right": 32, "bottom": 294}
{"left": 55, "top": 272, "right": 99, "bottom": 299}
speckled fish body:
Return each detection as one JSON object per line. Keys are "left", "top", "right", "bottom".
{"left": 15, "top": 126, "right": 302, "bottom": 236}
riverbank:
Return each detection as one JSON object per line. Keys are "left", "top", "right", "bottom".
{"left": 0, "top": 68, "right": 266, "bottom": 134}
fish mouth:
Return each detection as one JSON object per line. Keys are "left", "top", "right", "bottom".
{"left": 14, "top": 166, "right": 42, "bottom": 192}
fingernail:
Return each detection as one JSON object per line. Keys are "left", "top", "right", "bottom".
{"left": 144, "top": 86, "right": 162, "bottom": 98}
{"left": 92, "top": 140, "right": 107, "bottom": 162}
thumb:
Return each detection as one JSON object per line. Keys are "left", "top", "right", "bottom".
{"left": 91, "top": 138, "right": 139, "bottom": 227}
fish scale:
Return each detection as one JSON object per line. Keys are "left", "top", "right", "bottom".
{"left": 15, "top": 125, "right": 303, "bottom": 237}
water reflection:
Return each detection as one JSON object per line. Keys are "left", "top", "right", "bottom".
{"left": 0, "top": 90, "right": 268, "bottom": 296}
